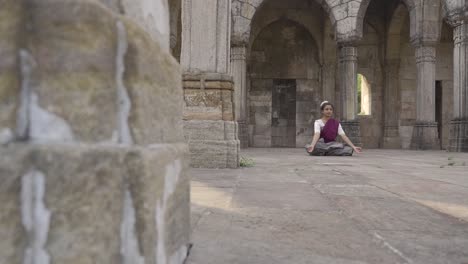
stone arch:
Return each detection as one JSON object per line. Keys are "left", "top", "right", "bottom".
{"left": 357, "top": 0, "right": 415, "bottom": 42}
{"left": 386, "top": 3, "right": 409, "bottom": 59}
{"left": 249, "top": 16, "right": 324, "bottom": 64}
{"left": 249, "top": 18, "right": 321, "bottom": 79}
{"left": 231, "top": 0, "right": 336, "bottom": 46}
{"left": 247, "top": 18, "right": 322, "bottom": 147}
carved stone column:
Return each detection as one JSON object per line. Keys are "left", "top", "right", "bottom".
{"left": 449, "top": 22, "right": 468, "bottom": 152}
{"left": 182, "top": 73, "right": 239, "bottom": 168}
{"left": 410, "top": 44, "right": 440, "bottom": 150}
{"left": 181, "top": 0, "right": 240, "bottom": 168}
{"left": 231, "top": 45, "right": 249, "bottom": 148}
{"left": 338, "top": 44, "right": 361, "bottom": 146}
{"left": 383, "top": 60, "right": 401, "bottom": 148}
{"left": 0, "top": 2, "right": 190, "bottom": 262}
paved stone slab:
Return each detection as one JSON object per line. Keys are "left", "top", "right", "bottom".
{"left": 332, "top": 196, "right": 468, "bottom": 235}
{"left": 314, "top": 184, "right": 398, "bottom": 198}
{"left": 237, "top": 167, "right": 308, "bottom": 183}
{"left": 189, "top": 149, "right": 468, "bottom": 264}
{"left": 232, "top": 181, "right": 334, "bottom": 211}
{"left": 372, "top": 230, "right": 468, "bottom": 264}
{"left": 188, "top": 208, "right": 403, "bottom": 264}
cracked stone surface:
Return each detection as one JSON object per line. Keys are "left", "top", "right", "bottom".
{"left": 188, "top": 148, "right": 468, "bottom": 264}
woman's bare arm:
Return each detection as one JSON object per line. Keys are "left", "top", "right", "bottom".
{"left": 340, "top": 134, "right": 362, "bottom": 153}
{"left": 307, "top": 133, "right": 321, "bottom": 152}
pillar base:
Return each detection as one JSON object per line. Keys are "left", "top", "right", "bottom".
{"left": 383, "top": 125, "right": 401, "bottom": 149}
{"left": 183, "top": 73, "right": 240, "bottom": 168}
{"left": 410, "top": 122, "right": 440, "bottom": 150}
{"left": 448, "top": 119, "right": 468, "bottom": 152}
{"left": 340, "top": 120, "right": 361, "bottom": 147}
{"left": 184, "top": 120, "right": 240, "bottom": 168}
{"left": 238, "top": 120, "right": 249, "bottom": 149}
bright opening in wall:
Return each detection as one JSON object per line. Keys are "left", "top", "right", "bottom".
{"left": 357, "top": 74, "right": 371, "bottom": 115}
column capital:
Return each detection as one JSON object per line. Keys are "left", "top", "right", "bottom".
{"left": 453, "top": 22, "right": 468, "bottom": 45}
{"left": 337, "top": 41, "right": 358, "bottom": 48}
{"left": 231, "top": 45, "right": 247, "bottom": 61}
{"left": 414, "top": 45, "right": 436, "bottom": 64}
{"left": 444, "top": 5, "right": 468, "bottom": 28}
{"left": 231, "top": 35, "right": 250, "bottom": 47}
{"left": 335, "top": 34, "right": 362, "bottom": 47}
{"left": 410, "top": 38, "right": 438, "bottom": 48}
{"left": 338, "top": 45, "right": 358, "bottom": 63}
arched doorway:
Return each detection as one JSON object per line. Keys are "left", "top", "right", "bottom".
{"left": 246, "top": 0, "right": 333, "bottom": 148}
{"left": 359, "top": 0, "right": 454, "bottom": 149}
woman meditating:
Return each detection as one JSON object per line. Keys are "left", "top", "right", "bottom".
{"left": 306, "top": 101, "right": 362, "bottom": 156}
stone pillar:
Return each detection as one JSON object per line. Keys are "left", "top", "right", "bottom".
{"left": 410, "top": 43, "right": 440, "bottom": 150}
{"left": 231, "top": 45, "right": 249, "bottom": 148}
{"left": 449, "top": 22, "right": 468, "bottom": 152}
{"left": 338, "top": 44, "right": 361, "bottom": 146}
{"left": 0, "top": 1, "right": 190, "bottom": 263}
{"left": 181, "top": 0, "right": 240, "bottom": 168}
{"left": 383, "top": 60, "right": 401, "bottom": 148}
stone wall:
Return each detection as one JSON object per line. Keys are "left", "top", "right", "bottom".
{"left": 357, "top": 21, "right": 384, "bottom": 149}
{"left": 0, "top": 1, "right": 190, "bottom": 263}
{"left": 247, "top": 0, "right": 326, "bottom": 148}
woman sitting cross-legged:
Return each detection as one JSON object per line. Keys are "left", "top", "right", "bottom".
{"left": 306, "top": 101, "right": 362, "bottom": 156}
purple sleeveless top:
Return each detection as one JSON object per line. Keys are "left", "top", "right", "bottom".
{"left": 320, "top": 118, "right": 339, "bottom": 143}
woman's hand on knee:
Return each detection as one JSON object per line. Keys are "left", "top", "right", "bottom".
{"left": 353, "top": 146, "right": 362, "bottom": 153}
{"left": 307, "top": 145, "right": 314, "bottom": 153}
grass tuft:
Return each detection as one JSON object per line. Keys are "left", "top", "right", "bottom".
{"left": 240, "top": 156, "right": 255, "bottom": 167}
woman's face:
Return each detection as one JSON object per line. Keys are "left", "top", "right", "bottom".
{"left": 322, "top": 105, "right": 334, "bottom": 117}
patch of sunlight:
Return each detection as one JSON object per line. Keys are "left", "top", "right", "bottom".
{"left": 412, "top": 199, "right": 468, "bottom": 222}
{"left": 191, "top": 181, "right": 233, "bottom": 210}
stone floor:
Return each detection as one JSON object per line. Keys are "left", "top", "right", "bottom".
{"left": 187, "top": 149, "right": 468, "bottom": 264}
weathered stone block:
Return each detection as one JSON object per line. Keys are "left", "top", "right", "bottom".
{"left": 124, "top": 21, "right": 184, "bottom": 145}
{"left": 184, "top": 120, "right": 238, "bottom": 141}
{"left": 1, "top": 1, "right": 183, "bottom": 145}
{"left": 183, "top": 76, "right": 235, "bottom": 122}
{"left": 241, "top": 3, "right": 256, "bottom": 18}
{"left": 120, "top": 0, "right": 171, "bottom": 51}
{"left": 0, "top": 143, "right": 190, "bottom": 264}
{"left": 188, "top": 139, "right": 239, "bottom": 168}
{"left": 23, "top": 1, "right": 119, "bottom": 143}
{"left": 0, "top": 0, "right": 22, "bottom": 139}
